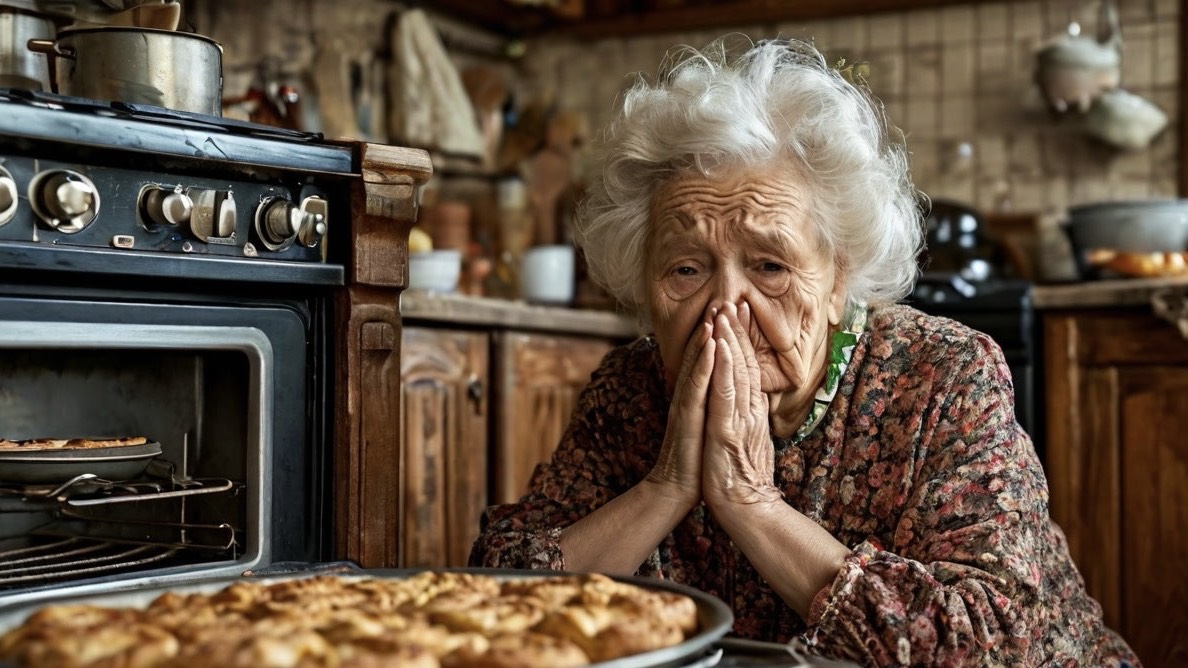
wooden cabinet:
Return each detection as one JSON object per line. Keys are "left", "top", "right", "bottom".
{"left": 1043, "top": 309, "right": 1188, "bottom": 668}
{"left": 493, "top": 332, "right": 615, "bottom": 503}
{"left": 397, "top": 297, "right": 637, "bottom": 568}
{"left": 400, "top": 327, "right": 489, "bottom": 568}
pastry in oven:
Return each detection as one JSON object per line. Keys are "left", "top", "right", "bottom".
{"left": 0, "top": 436, "right": 149, "bottom": 450}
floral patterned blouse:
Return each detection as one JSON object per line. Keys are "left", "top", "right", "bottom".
{"left": 468, "top": 304, "right": 1141, "bottom": 667}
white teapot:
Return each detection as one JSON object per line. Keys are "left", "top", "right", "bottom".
{"left": 1034, "top": 0, "right": 1122, "bottom": 113}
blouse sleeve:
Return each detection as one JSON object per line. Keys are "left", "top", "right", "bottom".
{"left": 804, "top": 332, "right": 1056, "bottom": 666}
{"left": 467, "top": 342, "right": 658, "bottom": 571}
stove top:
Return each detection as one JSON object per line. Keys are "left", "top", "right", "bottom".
{"left": 0, "top": 88, "right": 315, "bottom": 142}
{"left": 0, "top": 88, "right": 354, "bottom": 175}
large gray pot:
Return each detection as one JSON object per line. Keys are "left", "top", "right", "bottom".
{"left": 28, "top": 26, "right": 222, "bottom": 116}
{"left": 1065, "top": 199, "right": 1188, "bottom": 277}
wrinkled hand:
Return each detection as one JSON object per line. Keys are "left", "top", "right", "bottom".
{"left": 646, "top": 309, "right": 715, "bottom": 509}
{"left": 702, "top": 302, "right": 780, "bottom": 509}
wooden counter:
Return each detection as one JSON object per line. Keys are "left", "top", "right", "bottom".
{"left": 399, "top": 290, "right": 643, "bottom": 338}
{"left": 1032, "top": 276, "right": 1188, "bottom": 310}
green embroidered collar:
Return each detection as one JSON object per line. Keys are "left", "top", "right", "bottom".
{"left": 783, "top": 299, "right": 867, "bottom": 445}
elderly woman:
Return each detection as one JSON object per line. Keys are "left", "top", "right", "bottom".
{"left": 469, "top": 37, "right": 1138, "bottom": 667}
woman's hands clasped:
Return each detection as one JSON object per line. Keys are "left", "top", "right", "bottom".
{"left": 646, "top": 301, "right": 781, "bottom": 513}
{"left": 645, "top": 310, "right": 715, "bottom": 509}
{"left": 702, "top": 302, "right": 780, "bottom": 509}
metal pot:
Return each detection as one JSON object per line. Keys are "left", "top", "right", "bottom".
{"left": 27, "top": 26, "right": 223, "bottom": 116}
{"left": 0, "top": 9, "right": 56, "bottom": 91}
{"left": 1065, "top": 199, "right": 1188, "bottom": 277}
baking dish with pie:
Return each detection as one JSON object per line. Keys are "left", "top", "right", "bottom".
{"left": 0, "top": 568, "right": 735, "bottom": 668}
{"left": 0, "top": 438, "right": 162, "bottom": 485}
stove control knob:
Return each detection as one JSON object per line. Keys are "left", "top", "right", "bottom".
{"left": 254, "top": 195, "right": 329, "bottom": 251}
{"left": 30, "top": 170, "right": 100, "bottom": 233}
{"left": 140, "top": 186, "right": 193, "bottom": 228}
{"left": 189, "top": 189, "right": 237, "bottom": 242}
{"left": 0, "top": 167, "right": 16, "bottom": 226}
{"left": 255, "top": 197, "right": 301, "bottom": 250}
{"left": 297, "top": 196, "right": 328, "bottom": 248}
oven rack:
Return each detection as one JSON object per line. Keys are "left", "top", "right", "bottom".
{"left": 0, "top": 472, "right": 245, "bottom": 591}
{"left": 0, "top": 537, "right": 181, "bottom": 588}
{"left": 0, "top": 473, "right": 242, "bottom": 505}
{"left": 0, "top": 514, "right": 241, "bottom": 591}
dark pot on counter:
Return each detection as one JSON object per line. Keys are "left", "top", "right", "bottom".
{"left": 27, "top": 26, "right": 223, "bottom": 116}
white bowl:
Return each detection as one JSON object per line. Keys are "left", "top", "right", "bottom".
{"left": 408, "top": 250, "right": 462, "bottom": 292}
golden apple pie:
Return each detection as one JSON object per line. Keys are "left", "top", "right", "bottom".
{"left": 0, "top": 571, "right": 700, "bottom": 668}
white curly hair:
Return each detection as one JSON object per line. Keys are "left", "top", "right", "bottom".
{"left": 574, "top": 35, "right": 923, "bottom": 323}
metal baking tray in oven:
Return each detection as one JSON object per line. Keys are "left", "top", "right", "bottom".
{"left": 0, "top": 567, "right": 735, "bottom": 668}
{"left": 0, "top": 441, "right": 162, "bottom": 485}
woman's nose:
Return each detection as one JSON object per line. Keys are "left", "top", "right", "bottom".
{"left": 709, "top": 265, "right": 748, "bottom": 306}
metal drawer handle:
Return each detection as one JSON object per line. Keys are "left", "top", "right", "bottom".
{"left": 467, "top": 375, "right": 484, "bottom": 405}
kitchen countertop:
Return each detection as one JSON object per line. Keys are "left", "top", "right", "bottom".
{"left": 398, "top": 290, "right": 642, "bottom": 338}
{"left": 1031, "top": 276, "right": 1188, "bottom": 310}
{"left": 401, "top": 280, "right": 1188, "bottom": 330}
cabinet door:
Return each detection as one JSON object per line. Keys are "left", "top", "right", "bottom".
{"left": 493, "top": 332, "right": 613, "bottom": 504}
{"left": 401, "top": 327, "right": 488, "bottom": 568}
{"left": 1118, "top": 368, "right": 1188, "bottom": 667}
{"left": 1045, "top": 311, "right": 1188, "bottom": 667}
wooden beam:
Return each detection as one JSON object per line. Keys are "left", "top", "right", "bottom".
{"left": 558, "top": 0, "right": 1001, "bottom": 39}
{"left": 428, "top": 0, "right": 1029, "bottom": 40}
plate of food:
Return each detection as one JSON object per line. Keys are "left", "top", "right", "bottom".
{"left": 0, "top": 437, "right": 161, "bottom": 485}
{"left": 0, "top": 568, "right": 734, "bottom": 668}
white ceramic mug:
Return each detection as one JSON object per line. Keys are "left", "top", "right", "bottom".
{"left": 520, "top": 244, "right": 575, "bottom": 304}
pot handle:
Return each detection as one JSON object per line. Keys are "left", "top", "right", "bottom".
{"left": 25, "top": 39, "right": 75, "bottom": 96}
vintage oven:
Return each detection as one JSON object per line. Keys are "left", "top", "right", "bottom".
{"left": 0, "top": 89, "right": 430, "bottom": 608}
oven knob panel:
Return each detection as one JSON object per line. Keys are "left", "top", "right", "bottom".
{"left": 29, "top": 169, "right": 100, "bottom": 233}
{"left": 189, "top": 189, "right": 237, "bottom": 244}
{"left": 139, "top": 185, "right": 193, "bottom": 229}
{"left": 0, "top": 166, "right": 16, "bottom": 227}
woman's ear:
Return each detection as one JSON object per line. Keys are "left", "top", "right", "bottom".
{"left": 827, "top": 263, "right": 847, "bottom": 326}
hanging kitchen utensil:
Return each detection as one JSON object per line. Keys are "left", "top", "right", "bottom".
{"left": 1083, "top": 88, "right": 1168, "bottom": 150}
{"left": 387, "top": 8, "right": 485, "bottom": 158}
{"left": 1034, "top": 0, "right": 1122, "bottom": 113}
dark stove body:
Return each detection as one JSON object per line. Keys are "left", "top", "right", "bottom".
{"left": 0, "top": 90, "right": 358, "bottom": 607}
{"left": 907, "top": 275, "right": 1043, "bottom": 467}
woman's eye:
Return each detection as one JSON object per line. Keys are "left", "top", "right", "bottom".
{"left": 758, "top": 261, "right": 787, "bottom": 273}
{"left": 673, "top": 265, "right": 698, "bottom": 276}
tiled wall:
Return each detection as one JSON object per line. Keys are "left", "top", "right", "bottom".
{"left": 188, "top": 0, "right": 1180, "bottom": 217}
{"left": 521, "top": 0, "right": 1181, "bottom": 215}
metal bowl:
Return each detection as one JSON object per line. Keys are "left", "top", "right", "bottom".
{"left": 1064, "top": 199, "right": 1188, "bottom": 277}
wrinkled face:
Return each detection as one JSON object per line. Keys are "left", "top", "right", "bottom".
{"left": 647, "top": 163, "right": 847, "bottom": 395}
